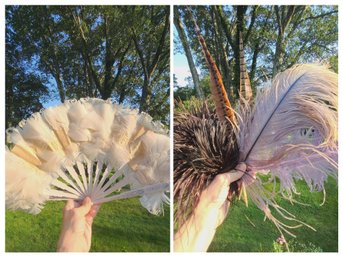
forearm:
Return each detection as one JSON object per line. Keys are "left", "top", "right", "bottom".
{"left": 57, "top": 227, "right": 90, "bottom": 252}
{"left": 57, "top": 230, "right": 78, "bottom": 252}
{"left": 174, "top": 208, "right": 218, "bottom": 252}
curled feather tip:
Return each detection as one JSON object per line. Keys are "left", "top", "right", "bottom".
{"left": 239, "top": 64, "right": 338, "bottom": 192}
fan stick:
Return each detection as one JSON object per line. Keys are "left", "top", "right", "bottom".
{"left": 76, "top": 161, "right": 89, "bottom": 194}
{"left": 98, "top": 165, "right": 127, "bottom": 193}
{"left": 94, "top": 176, "right": 131, "bottom": 201}
{"left": 49, "top": 189, "right": 80, "bottom": 199}
{"left": 91, "top": 164, "right": 113, "bottom": 197}
{"left": 53, "top": 127, "right": 72, "bottom": 149}
{"left": 86, "top": 158, "right": 94, "bottom": 194}
{"left": 56, "top": 168, "right": 84, "bottom": 196}
{"left": 92, "top": 161, "right": 103, "bottom": 191}
{"left": 95, "top": 182, "right": 170, "bottom": 204}
{"left": 65, "top": 164, "right": 87, "bottom": 194}
{"left": 51, "top": 179, "right": 82, "bottom": 197}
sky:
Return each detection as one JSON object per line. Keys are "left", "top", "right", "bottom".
{"left": 173, "top": 24, "right": 200, "bottom": 89}
{"left": 173, "top": 53, "right": 192, "bottom": 88}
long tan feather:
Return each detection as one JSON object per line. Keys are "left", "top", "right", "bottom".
{"left": 187, "top": 7, "right": 236, "bottom": 123}
{"left": 239, "top": 32, "right": 252, "bottom": 102}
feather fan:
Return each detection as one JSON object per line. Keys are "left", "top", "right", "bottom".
{"left": 6, "top": 98, "right": 170, "bottom": 215}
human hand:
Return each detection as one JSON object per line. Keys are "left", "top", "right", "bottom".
{"left": 57, "top": 197, "right": 100, "bottom": 252}
{"left": 174, "top": 162, "right": 248, "bottom": 252}
{"left": 194, "top": 162, "right": 247, "bottom": 230}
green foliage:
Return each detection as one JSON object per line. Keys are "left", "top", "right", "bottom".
{"left": 174, "top": 5, "right": 338, "bottom": 98}
{"left": 174, "top": 86, "right": 195, "bottom": 102}
{"left": 329, "top": 55, "right": 338, "bottom": 73}
{"left": 174, "top": 75, "right": 211, "bottom": 102}
{"left": 6, "top": 198, "right": 170, "bottom": 252}
{"left": 5, "top": 21, "right": 49, "bottom": 128}
{"left": 6, "top": 5, "right": 170, "bottom": 126}
{"left": 208, "top": 177, "right": 338, "bottom": 252}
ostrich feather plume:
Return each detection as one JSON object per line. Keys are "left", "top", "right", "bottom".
{"left": 237, "top": 64, "right": 338, "bottom": 236}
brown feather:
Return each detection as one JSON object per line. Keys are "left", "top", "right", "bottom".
{"left": 187, "top": 8, "right": 236, "bottom": 124}
{"left": 174, "top": 101, "right": 240, "bottom": 226}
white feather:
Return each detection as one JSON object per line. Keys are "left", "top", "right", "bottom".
{"left": 237, "top": 64, "right": 337, "bottom": 237}
{"left": 239, "top": 64, "right": 337, "bottom": 192}
{"left": 5, "top": 149, "right": 52, "bottom": 214}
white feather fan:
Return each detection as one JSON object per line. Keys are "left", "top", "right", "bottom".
{"left": 6, "top": 98, "right": 170, "bottom": 215}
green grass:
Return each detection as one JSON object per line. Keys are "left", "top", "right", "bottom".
{"left": 208, "top": 177, "right": 338, "bottom": 252}
{"left": 6, "top": 197, "right": 170, "bottom": 252}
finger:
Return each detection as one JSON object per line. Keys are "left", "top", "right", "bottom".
{"left": 91, "top": 204, "right": 101, "bottom": 215}
{"left": 200, "top": 174, "right": 230, "bottom": 206}
{"left": 226, "top": 171, "right": 244, "bottom": 184}
{"left": 88, "top": 204, "right": 101, "bottom": 218}
{"left": 76, "top": 197, "right": 93, "bottom": 215}
{"left": 234, "top": 162, "right": 247, "bottom": 173}
{"left": 64, "top": 199, "right": 78, "bottom": 211}
{"left": 226, "top": 163, "right": 247, "bottom": 183}
{"left": 85, "top": 214, "right": 94, "bottom": 225}
{"left": 85, "top": 205, "right": 101, "bottom": 224}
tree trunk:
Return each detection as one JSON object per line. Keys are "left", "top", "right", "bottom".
{"left": 54, "top": 71, "right": 66, "bottom": 102}
{"left": 174, "top": 7, "right": 203, "bottom": 99}
{"left": 213, "top": 6, "right": 231, "bottom": 101}
{"left": 133, "top": 8, "right": 169, "bottom": 112}
{"left": 272, "top": 6, "right": 296, "bottom": 77}
{"left": 140, "top": 75, "right": 151, "bottom": 112}
{"left": 272, "top": 30, "right": 285, "bottom": 77}
{"left": 250, "top": 42, "right": 260, "bottom": 83}
{"left": 5, "top": 83, "right": 14, "bottom": 129}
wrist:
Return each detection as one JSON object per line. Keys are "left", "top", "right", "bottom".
{"left": 57, "top": 229, "right": 83, "bottom": 252}
{"left": 193, "top": 204, "right": 219, "bottom": 231}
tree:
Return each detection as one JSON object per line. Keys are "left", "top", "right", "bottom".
{"left": 5, "top": 11, "right": 49, "bottom": 129}
{"left": 6, "top": 6, "right": 170, "bottom": 125}
{"left": 130, "top": 6, "right": 170, "bottom": 115}
{"left": 174, "top": 7, "right": 203, "bottom": 99}
{"left": 176, "top": 5, "right": 338, "bottom": 102}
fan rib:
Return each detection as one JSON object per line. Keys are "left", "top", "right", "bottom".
{"left": 97, "top": 182, "right": 169, "bottom": 204}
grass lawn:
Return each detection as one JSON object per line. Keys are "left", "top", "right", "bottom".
{"left": 208, "top": 177, "right": 338, "bottom": 252}
{"left": 6, "top": 197, "right": 170, "bottom": 252}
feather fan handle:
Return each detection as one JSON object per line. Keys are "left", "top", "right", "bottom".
{"left": 187, "top": 7, "right": 236, "bottom": 124}
{"left": 239, "top": 31, "right": 252, "bottom": 102}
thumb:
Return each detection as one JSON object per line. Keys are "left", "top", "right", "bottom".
{"left": 77, "top": 197, "right": 93, "bottom": 215}
{"left": 226, "top": 162, "right": 247, "bottom": 183}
